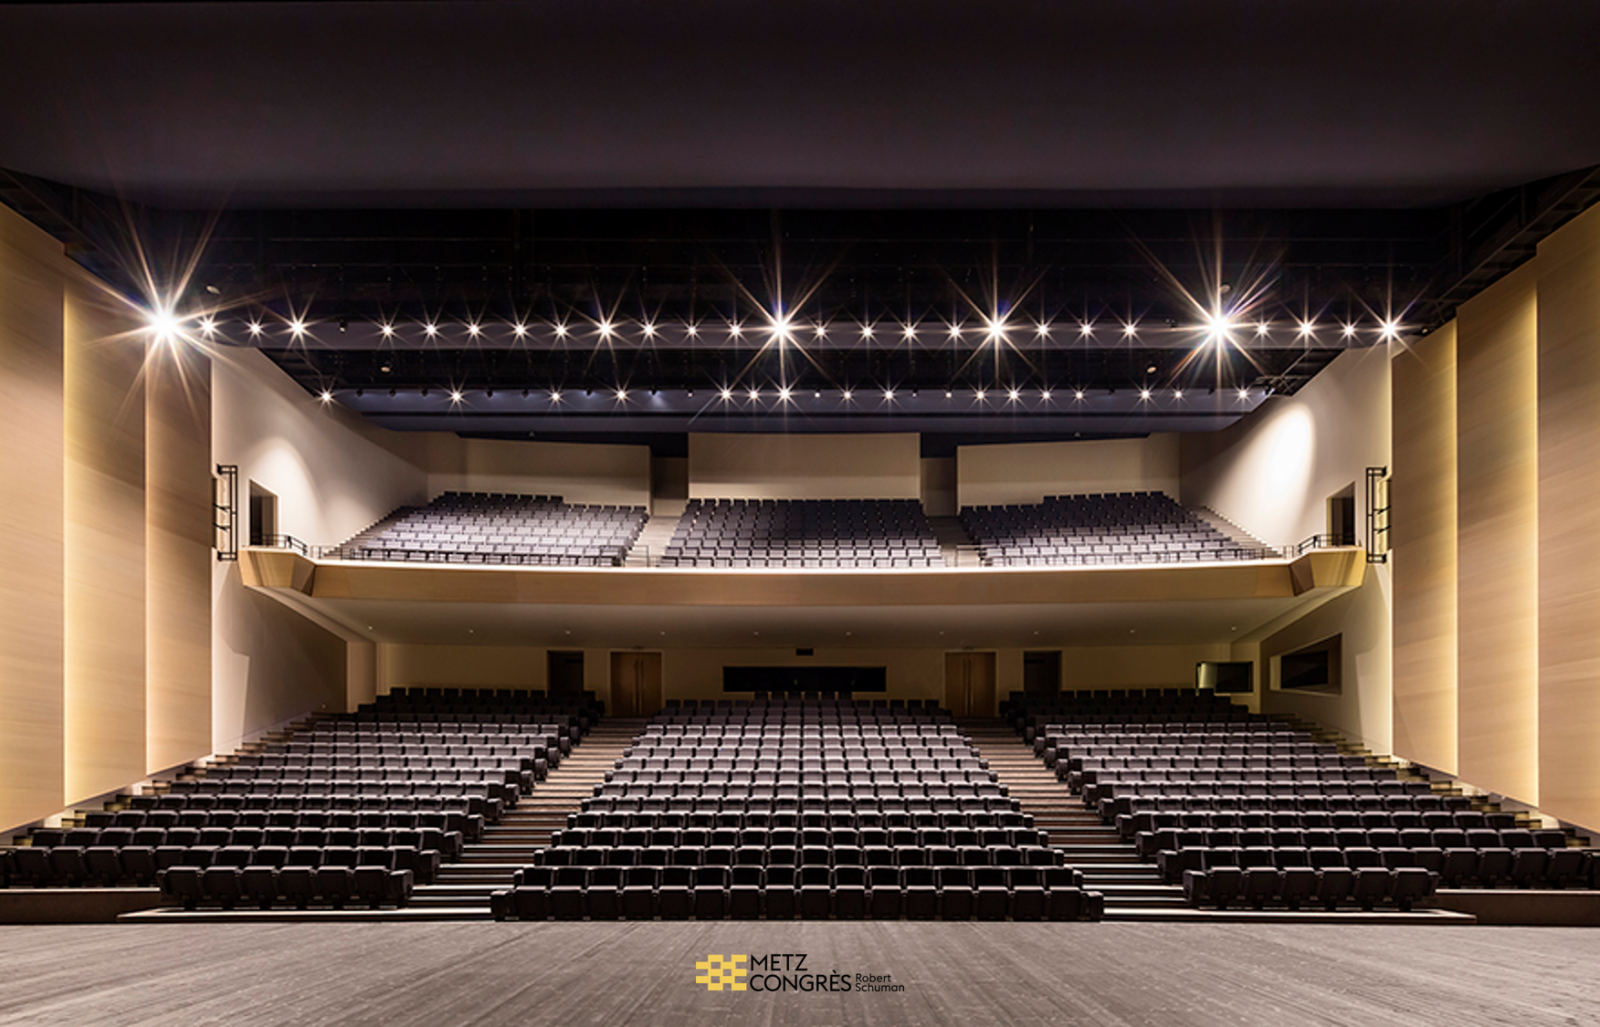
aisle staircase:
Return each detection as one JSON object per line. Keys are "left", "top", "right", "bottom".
{"left": 413, "top": 718, "right": 648, "bottom": 916}
{"left": 927, "top": 515, "right": 977, "bottom": 567}
{"left": 962, "top": 719, "right": 1187, "bottom": 918}
{"left": 627, "top": 505, "right": 682, "bottom": 566}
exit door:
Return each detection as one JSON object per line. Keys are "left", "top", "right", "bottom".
{"left": 944, "top": 651, "right": 996, "bottom": 717}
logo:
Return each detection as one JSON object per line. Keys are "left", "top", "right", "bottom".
{"left": 695, "top": 954, "right": 748, "bottom": 992}
{"left": 693, "top": 953, "right": 904, "bottom": 994}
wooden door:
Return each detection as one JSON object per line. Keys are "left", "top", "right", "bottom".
{"left": 944, "top": 651, "right": 996, "bottom": 716}
{"left": 610, "top": 651, "right": 663, "bottom": 716}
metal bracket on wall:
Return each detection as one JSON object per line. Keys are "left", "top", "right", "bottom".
{"left": 215, "top": 463, "right": 238, "bottom": 561}
{"left": 1366, "top": 465, "right": 1390, "bottom": 563}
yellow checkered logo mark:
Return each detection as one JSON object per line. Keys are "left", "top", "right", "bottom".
{"left": 695, "top": 953, "right": 748, "bottom": 992}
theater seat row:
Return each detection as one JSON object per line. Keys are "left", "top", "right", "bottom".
{"left": 1118, "top": 808, "right": 1514, "bottom": 839}
{"left": 1163, "top": 842, "right": 1588, "bottom": 891}
{"left": 1134, "top": 826, "right": 1569, "bottom": 859}
{"left": 532, "top": 844, "right": 1064, "bottom": 869}
{"left": 159, "top": 850, "right": 415, "bottom": 910}
{"left": 550, "top": 826, "right": 1050, "bottom": 848}
{"left": 564, "top": 809, "right": 1035, "bottom": 831}
{"left": 5, "top": 842, "right": 441, "bottom": 889}
{"left": 493, "top": 865, "right": 1100, "bottom": 921}
{"left": 1179, "top": 848, "right": 1436, "bottom": 911}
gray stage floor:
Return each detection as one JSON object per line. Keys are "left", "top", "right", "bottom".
{"left": 0, "top": 921, "right": 1595, "bottom": 1026}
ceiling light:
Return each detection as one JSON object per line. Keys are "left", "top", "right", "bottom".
{"left": 1139, "top": 388, "right": 1152, "bottom": 400}
{"left": 948, "top": 324, "right": 962, "bottom": 339}
{"left": 449, "top": 389, "right": 463, "bottom": 402}
{"left": 642, "top": 322, "right": 656, "bottom": 338}
{"left": 598, "top": 321, "right": 614, "bottom": 339}
{"left": 1007, "top": 388, "right": 1020, "bottom": 401}
{"left": 513, "top": 323, "right": 527, "bottom": 337}
{"left": 380, "top": 323, "right": 395, "bottom": 337}
{"left": 728, "top": 323, "right": 743, "bottom": 338}
{"left": 1073, "top": 390, "right": 1085, "bottom": 400}
{"left": 1380, "top": 319, "right": 1401, "bottom": 340}
{"left": 861, "top": 324, "right": 875, "bottom": 339}
{"left": 1079, "top": 322, "right": 1094, "bottom": 337}
{"left": 814, "top": 324, "right": 827, "bottom": 337}
{"left": 770, "top": 315, "right": 791, "bottom": 338}
{"left": 424, "top": 323, "right": 439, "bottom": 337}
{"left": 903, "top": 324, "right": 917, "bottom": 339}
{"left": 944, "top": 390, "right": 953, "bottom": 398}
{"left": 1298, "top": 320, "right": 1315, "bottom": 336}
{"left": 318, "top": 390, "right": 333, "bottom": 402}
{"left": 1040, "top": 390, "right": 1052, "bottom": 401}
{"left": 288, "top": 319, "right": 307, "bottom": 337}
{"left": 975, "top": 389, "right": 986, "bottom": 401}
{"left": 985, "top": 318, "right": 1007, "bottom": 340}
{"left": 467, "top": 323, "right": 481, "bottom": 337}
{"left": 778, "top": 386, "right": 792, "bottom": 401}
{"left": 1256, "top": 321, "right": 1269, "bottom": 336}
{"left": 1342, "top": 322, "right": 1357, "bottom": 338}
{"left": 1173, "top": 390, "right": 1184, "bottom": 400}
{"left": 719, "top": 388, "right": 733, "bottom": 401}
{"left": 198, "top": 317, "right": 216, "bottom": 335}
{"left": 1036, "top": 323, "right": 1050, "bottom": 337}
{"left": 883, "top": 388, "right": 895, "bottom": 401}
{"left": 686, "top": 324, "right": 699, "bottom": 337}
{"left": 1238, "top": 387, "right": 1250, "bottom": 399}
{"left": 615, "top": 388, "right": 627, "bottom": 400}
{"left": 842, "top": 390, "right": 853, "bottom": 401}
{"left": 748, "top": 388, "right": 760, "bottom": 400}
{"left": 550, "top": 391, "right": 561, "bottom": 402}
{"left": 553, "top": 323, "right": 569, "bottom": 338}
{"left": 1123, "top": 322, "right": 1138, "bottom": 337}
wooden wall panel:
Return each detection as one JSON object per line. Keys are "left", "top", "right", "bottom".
{"left": 1455, "top": 262, "right": 1540, "bottom": 806}
{"left": 146, "top": 347, "right": 212, "bottom": 773}
{"left": 64, "top": 282, "right": 147, "bottom": 804}
{"left": 1391, "top": 324, "right": 1458, "bottom": 772}
{"left": 0, "top": 208, "right": 66, "bottom": 832}
{"left": 1536, "top": 204, "right": 1600, "bottom": 830}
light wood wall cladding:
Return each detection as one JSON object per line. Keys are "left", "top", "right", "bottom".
{"left": 145, "top": 347, "right": 213, "bottom": 773}
{"left": 0, "top": 210, "right": 67, "bottom": 832}
{"left": 64, "top": 281, "right": 148, "bottom": 805}
{"left": 688, "top": 433, "right": 922, "bottom": 500}
{"left": 958, "top": 435, "right": 1180, "bottom": 508}
{"left": 1536, "top": 204, "right": 1600, "bottom": 831}
{"left": 1391, "top": 323, "right": 1459, "bottom": 773}
{"left": 1455, "top": 261, "right": 1540, "bottom": 806}
{"left": 267, "top": 549, "right": 1362, "bottom": 607}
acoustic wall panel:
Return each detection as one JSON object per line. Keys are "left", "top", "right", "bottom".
{"left": 1391, "top": 324, "right": 1458, "bottom": 773}
{"left": 1536, "top": 204, "right": 1600, "bottom": 830}
{"left": 1455, "top": 262, "right": 1540, "bottom": 806}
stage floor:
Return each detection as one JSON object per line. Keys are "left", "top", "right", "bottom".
{"left": 0, "top": 920, "right": 1594, "bottom": 1026}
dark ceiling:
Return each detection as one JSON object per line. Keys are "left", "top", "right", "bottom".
{"left": 3, "top": 1, "right": 1599, "bottom": 449}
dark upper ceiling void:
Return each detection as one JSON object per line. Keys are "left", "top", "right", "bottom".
{"left": 3, "top": 2, "right": 1599, "bottom": 448}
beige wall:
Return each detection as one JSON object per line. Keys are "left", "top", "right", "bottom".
{"left": 426, "top": 435, "right": 652, "bottom": 507}
{"left": 0, "top": 203, "right": 217, "bottom": 831}
{"left": 689, "top": 433, "right": 921, "bottom": 500}
{"left": 956, "top": 434, "right": 1180, "bottom": 508}
{"left": 1181, "top": 347, "right": 1394, "bottom": 754}
{"left": 921, "top": 457, "right": 956, "bottom": 516}
{"left": 1455, "top": 261, "right": 1540, "bottom": 806}
{"left": 63, "top": 281, "right": 148, "bottom": 804}
{"left": 1060, "top": 643, "right": 1233, "bottom": 693}
{"left": 211, "top": 349, "right": 427, "bottom": 751}
{"left": 145, "top": 343, "right": 213, "bottom": 774}
{"left": 1391, "top": 324, "right": 1459, "bottom": 772}
{"left": 1180, "top": 348, "right": 1391, "bottom": 548}
{"left": 1537, "top": 205, "right": 1600, "bottom": 830}
{"left": 0, "top": 206, "right": 67, "bottom": 832}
